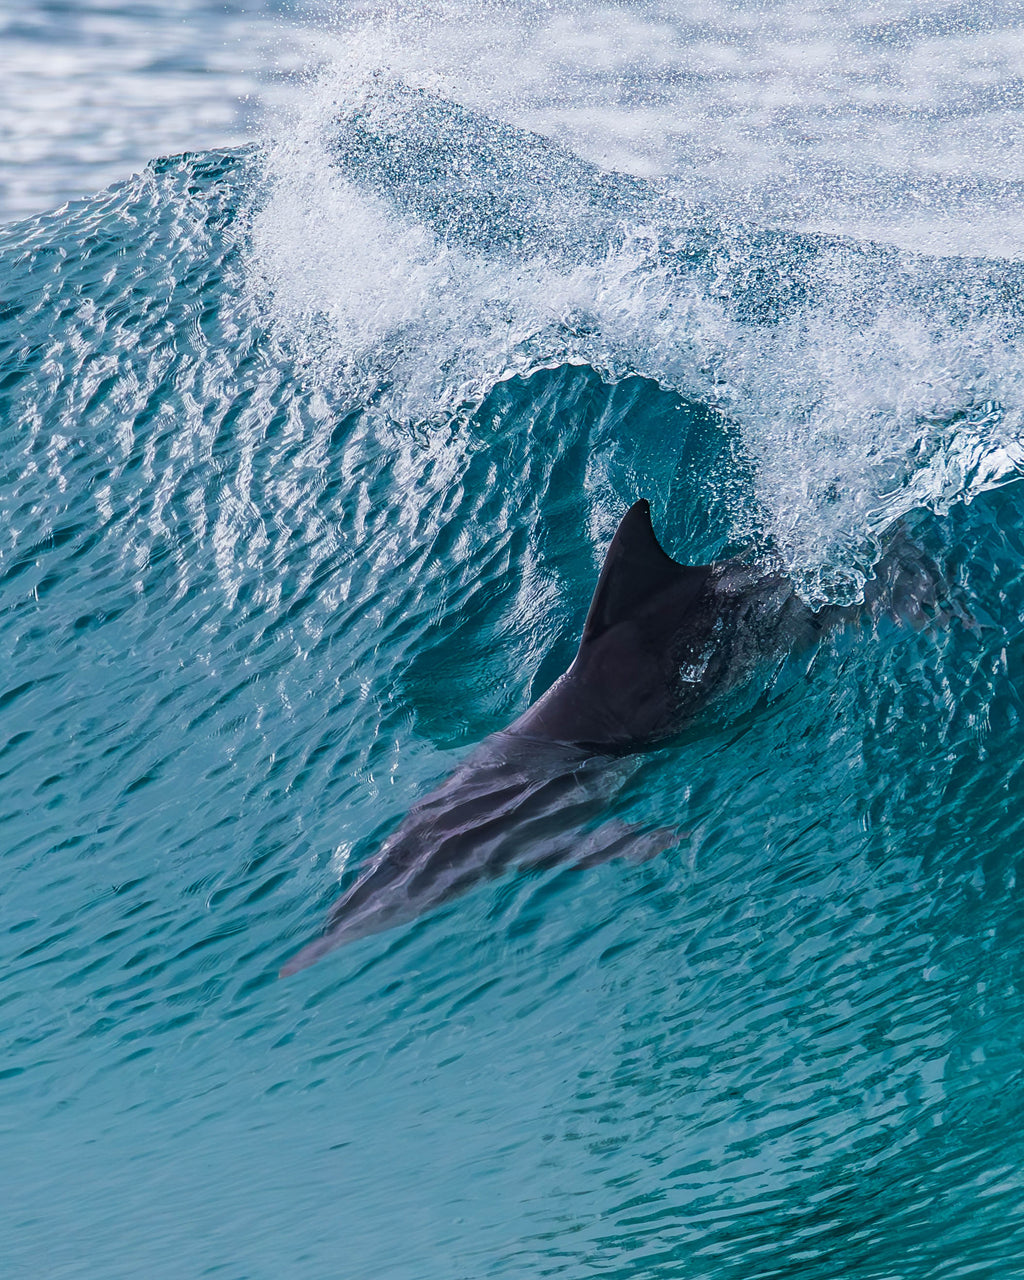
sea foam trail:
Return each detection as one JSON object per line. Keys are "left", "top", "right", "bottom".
{"left": 249, "top": 72, "right": 1024, "bottom": 603}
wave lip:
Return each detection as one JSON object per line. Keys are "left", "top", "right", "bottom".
{"left": 247, "top": 73, "right": 1024, "bottom": 602}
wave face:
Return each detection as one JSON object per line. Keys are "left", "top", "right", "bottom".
{"left": 4, "top": 21, "right": 1024, "bottom": 1280}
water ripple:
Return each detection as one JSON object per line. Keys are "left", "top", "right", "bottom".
{"left": 3, "top": 128, "right": 1024, "bottom": 1280}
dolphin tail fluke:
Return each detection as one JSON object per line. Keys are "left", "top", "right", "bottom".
{"left": 863, "top": 525, "right": 977, "bottom": 633}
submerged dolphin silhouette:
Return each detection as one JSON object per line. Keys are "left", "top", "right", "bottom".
{"left": 280, "top": 499, "right": 933, "bottom": 975}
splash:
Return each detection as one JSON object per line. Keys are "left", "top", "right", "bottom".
{"left": 247, "top": 61, "right": 1024, "bottom": 601}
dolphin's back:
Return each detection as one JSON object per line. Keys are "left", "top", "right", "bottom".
{"left": 510, "top": 499, "right": 787, "bottom": 749}
{"left": 578, "top": 498, "right": 712, "bottom": 649}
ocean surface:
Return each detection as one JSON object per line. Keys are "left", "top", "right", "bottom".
{"left": 4, "top": 2, "right": 1024, "bottom": 1277}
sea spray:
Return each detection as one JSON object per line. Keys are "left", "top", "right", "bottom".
{"left": 250, "top": 68, "right": 1024, "bottom": 602}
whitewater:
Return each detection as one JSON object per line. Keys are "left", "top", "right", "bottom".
{"left": 3, "top": 2, "right": 1024, "bottom": 1277}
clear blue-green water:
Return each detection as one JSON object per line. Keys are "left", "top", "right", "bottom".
{"left": 5, "top": 6, "right": 1024, "bottom": 1279}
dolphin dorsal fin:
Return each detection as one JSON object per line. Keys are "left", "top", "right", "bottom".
{"left": 581, "top": 499, "right": 709, "bottom": 644}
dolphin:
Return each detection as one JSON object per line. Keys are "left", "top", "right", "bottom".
{"left": 280, "top": 498, "right": 939, "bottom": 975}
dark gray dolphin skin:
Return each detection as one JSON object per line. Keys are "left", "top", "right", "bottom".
{"left": 280, "top": 499, "right": 933, "bottom": 976}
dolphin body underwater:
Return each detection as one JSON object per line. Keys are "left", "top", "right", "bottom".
{"left": 281, "top": 499, "right": 940, "bottom": 975}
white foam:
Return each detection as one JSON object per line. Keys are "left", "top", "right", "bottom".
{"left": 247, "top": 22, "right": 1024, "bottom": 602}
{"left": 283, "top": 0, "right": 1024, "bottom": 260}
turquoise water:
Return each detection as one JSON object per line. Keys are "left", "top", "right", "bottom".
{"left": 5, "top": 9, "right": 1024, "bottom": 1280}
